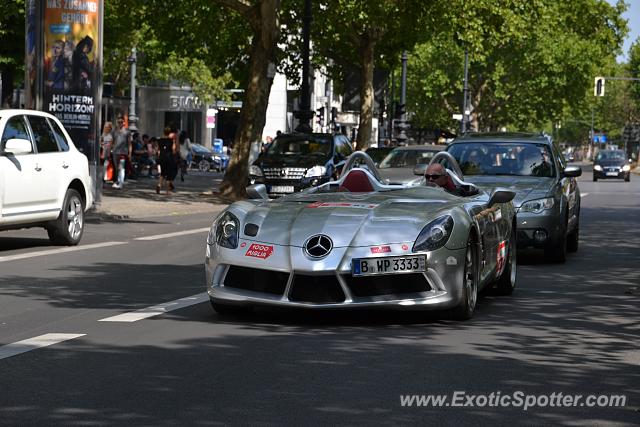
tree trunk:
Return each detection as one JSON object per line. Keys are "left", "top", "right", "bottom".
{"left": 219, "top": 0, "right": 280, "bottom": 201}
{"left": 355, "top": 35, "right": 375, "bottom": 151}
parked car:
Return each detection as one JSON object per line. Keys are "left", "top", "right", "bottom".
{"left": 377, "top": 145, "right": 447, "bottom": 184}
{"left": 191, "top": 143, "right": 228, "bottom": 172}
{"left": 593, "top": 149, "right": 630, "bottom": 182}
{"left": 249, "top": 133, "right": 353, "bottom": 197}
{"left": 364, "top": 146, "right": 394, "bottom": 166}
{"left": 206, "top": 152, "right": 517, "bottom": 320}
{"left": 0, "top": 109, "right": 94, "bottom": 245}
{"left": 446, "top": 132, "right": 581, "bottom": 262}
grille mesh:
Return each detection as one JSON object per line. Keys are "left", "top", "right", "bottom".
{"left": 263, "top": 167, "right": 306, "bottom": 179}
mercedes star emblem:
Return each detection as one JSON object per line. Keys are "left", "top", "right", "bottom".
{"left": 304, "top": 234, "right": 333, "bottom": 259}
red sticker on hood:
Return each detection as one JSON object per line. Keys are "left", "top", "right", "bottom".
{"left": 245, "top": 243, "right": 274, "bottom": 259}
{"left": 370, "top": 245, "right": 392, "bottom": 254}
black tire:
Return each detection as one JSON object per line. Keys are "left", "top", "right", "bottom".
{"left": 210, "top": 299, "right": 251, "bottom": 316}
{"left": 545, "top": 220, "right": 567, "bottom": 263}
{"left": 495, "top": 226, "right": 517, "bottom": 295}
{"left": 567, "top": 217, "right": 579, "bottom": 253}
{"left": 198, "top": 160, "right": 210, "bottom": 172}
{"left": 451, "top": 237, "right": 478, "bottom": 320}
{"left": 47, "top": 189, "right": 84, "bottom": 246}
{"left": 593, "top": 175, "right": 597, "bottom": 182}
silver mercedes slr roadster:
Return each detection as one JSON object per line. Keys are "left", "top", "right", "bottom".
{"left": 205, "top": 152, "right": 517, "bottom": 320}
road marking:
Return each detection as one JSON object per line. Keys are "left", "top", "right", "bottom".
{"left": 134, "top": 227, "right": 210, "bottom": 241}
{"left": 98, "top": 292, "right": 209, "bottom": 322}
{"left": 581, "top": 192, "right": 589, "bottom": 198}
{"left": 0, "top": 241, "right": 127, "bottom": 263}
{"left": 0, "top": 333, "right": 85, "bottom": 360}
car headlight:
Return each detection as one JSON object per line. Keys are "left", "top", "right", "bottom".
{"left": 519, "top": 197, "right": 555, "bottom": 214}
{"left": 207, "top": 211, "right": 239, "bottom": 248}
{"left": 304, "top": 165, "right": 326, "bottom": 178}
{"left": 249, "top": 165, "right": 263, "bottom": 177}
{"left": 594, "top": 165, "right": 603, "bottom": 171}
{"left": 622, "top": 164, "right": 630, "bottom": 172}
{"left": 413, "top": 215, "right": 454, "bottom": 252}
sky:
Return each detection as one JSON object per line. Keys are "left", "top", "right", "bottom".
{"left": 607, "top": 0, "right": 640, "bottom": 62}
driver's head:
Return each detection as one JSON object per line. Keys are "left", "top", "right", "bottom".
{"left": 425, "top": 163, "right": 448, "bottom": 188}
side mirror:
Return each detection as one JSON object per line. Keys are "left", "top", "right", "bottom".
{"left": 413, "top": 163, "right": 428, "bottom": 176}
{"left": 2, "top": 138, "right": 32, "bottom": 155}
{"left": 629, "top": 158, "right": 633, "bottom": 163}
{"left": 563, "top": 165, "right": 582, "bottom": 178}
{"left": 488, "top": 188, "right": 515, "bottom": 207}
{"left": 246, "top": 184, "right": 269, "bottom": 200}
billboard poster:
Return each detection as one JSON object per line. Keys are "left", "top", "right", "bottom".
{"left": 41, "top": 0, "right": 102, "bottom": 161}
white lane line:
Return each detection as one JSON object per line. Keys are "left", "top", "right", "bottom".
{"left": 0, "top": 333, "right": 85, "bottom": 360}
{"left": 0, "top": 241, "right": 127, "bottom": 263}
{"left": 134, "top": 227, "right": 210, "bottom": 241}
{"left": 581, "top": 192, "right": 589, "bottom": 198}
{"left": 98, "top": 292, "right": 209, "bottom": 322}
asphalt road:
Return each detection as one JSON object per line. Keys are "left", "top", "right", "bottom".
{"left": 0, "top": 165, "right": 638, "bottom": 426}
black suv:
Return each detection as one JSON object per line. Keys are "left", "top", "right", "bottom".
{"left": 249, "top": 133, "right": 353, "bottom": 197}
{"left": 446, "top": 132, "right": 582, "bottom": 263}
{"left": 593, "top": 149, "right": 631, "bottom": 182}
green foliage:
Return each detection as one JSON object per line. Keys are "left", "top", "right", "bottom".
{"left": 0, "top": 0, "right": 26, "bottom": 82}
{"left": 407, "top": 0, "right": 628, "bottom": 133}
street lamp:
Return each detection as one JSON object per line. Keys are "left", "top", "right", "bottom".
{"left": 127, "top": 47, "right": 138, "bottom": 132}
{"left": 294, "top": 0, "right": 314, "bottom": 133}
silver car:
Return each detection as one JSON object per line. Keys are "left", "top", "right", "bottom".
{"left": 377, "top": 145, "right": 447, "bottom": 184}
{"left": 205, "top": 152, "right": 517, "bottom": 320}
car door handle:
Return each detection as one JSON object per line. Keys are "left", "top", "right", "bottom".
{"left": 35, "top": 164, "right": 42, "bottom": 172}
{"left": 62, "top": 162, "right": 69, "bottom": 169}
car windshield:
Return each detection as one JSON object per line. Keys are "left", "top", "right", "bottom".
{"left": 447, "top": 142, "right": 556, "bottom": 177}
{"left": 379, "top": 149, "right": 437, "bottom": 169}
{"left": 266, "top": 135, "right": 332, "bottom": 158}
{"left": 596, "top": 150, "right": 625, "bottom": 161}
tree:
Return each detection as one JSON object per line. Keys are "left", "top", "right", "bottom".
{"left": 0, "top": 0, "right": 26, "bottom": 106}
{"left": 310, "top": 0, "right": 440, "bottom": 150}
{"left": 406, "top": 0, "right": 628, "bottom": 133}
{"left": 212, "top": 0, "right": 281, "bottom": 200}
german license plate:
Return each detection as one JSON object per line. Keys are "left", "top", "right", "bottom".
{"left": 270, "top": 185, "right": 294, "bottom": 193}
{"left": 352, "top": 255, "right": 426, "bottom": 277}
{"left": 606, "top": 172, "right": 618, "bottom": 176}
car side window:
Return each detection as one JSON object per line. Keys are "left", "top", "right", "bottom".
{"left": 553, "top": 144, "right": 566, "bottom": 171}
{"left": 28, "top": 116, "right": 60, "bottom": 153}
{"left": 48, "top": 118, "right": 70, "bottom": 152}
{"left": 1, "top": 115, "right": 33, "bottom": 153}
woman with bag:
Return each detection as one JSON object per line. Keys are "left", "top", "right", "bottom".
{"left": 178, "top": 130, "right": 193, "bottom": 181}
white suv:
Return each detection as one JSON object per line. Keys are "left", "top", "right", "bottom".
{"left": 0, "top": 109, "right": 94, "bottom": 245}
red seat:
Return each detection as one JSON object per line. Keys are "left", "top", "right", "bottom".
{"left": 338, "top": 169, "right": 375, "bottom": 192}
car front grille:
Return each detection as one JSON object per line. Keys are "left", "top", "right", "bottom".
{"left": 223, "top": 266, "right": 289, "bottom": 295}
{"left": 343, "top": 273, "right": 432, "bottom": 297}
{"left": 263, "top": 167, "right": 306, "bottom": 179}
{"left": 289, "top": 274, "right": 346, "bottom": 303}
{"left": 605, "top": 167, "right": 620, "bottom": 172}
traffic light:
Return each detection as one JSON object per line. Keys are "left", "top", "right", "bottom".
{"left": 331, "top": 107, "right": 338, "bottom": 123}
{"left": 316, "top": 107, "right": 325, "bottom": 127}
{"left": 594, "top": 77, "right": 605, "bottom": 97}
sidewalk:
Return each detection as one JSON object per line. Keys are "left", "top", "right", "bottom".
{"left": 90, "top": 171, "right": 229, "bottom": 220}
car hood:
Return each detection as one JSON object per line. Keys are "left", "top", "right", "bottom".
{"left": 595, "top": 160, "right": 626, "bottom": 167}
{"left": 464, "top": 175, "right": 553, "bottom": 207}
{"left": 230, "top": 189, "right": 469, "bottom": 247}
{"left": 256, "top": 155, "right": 329, "bottom": 169}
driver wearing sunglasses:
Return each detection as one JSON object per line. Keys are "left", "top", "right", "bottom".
{"left": 424, "top": 163, "right": 461, "bottom": 195}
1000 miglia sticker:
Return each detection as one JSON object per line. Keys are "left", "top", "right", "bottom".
{"left": 245, "top": 243, "right": 274, "bottom": 259}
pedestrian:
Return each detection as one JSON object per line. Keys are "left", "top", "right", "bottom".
{"left": 100, "top": 121, "right": 114, "bottom": 184}
{"left": 111, "top": 116, "right": 132, "bottom": 189}
{"left": 178, "top": 130, "right": 193, "bottom": 181}
{"left": 156, "top": 127, "right": 178, "bottom": 194}
{"left": 141, "top": 134, "right": 156, "bottom": 177}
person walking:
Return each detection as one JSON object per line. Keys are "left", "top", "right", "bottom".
{"left": 111, "top": 116, "right": 132, "bottom": 189}
{"left": 156, "top": 127, "right": 178, "bottom": 194}
{"left": 178, "top": 130, "right": 193, "bottom": 181}
{"left": 100, "top": 121, "right": 114, "bottom": 185}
